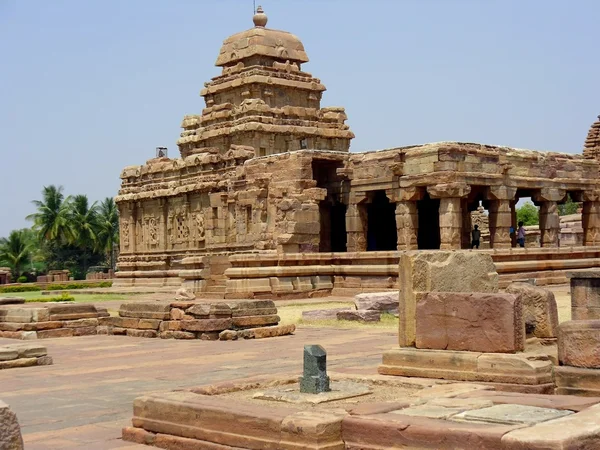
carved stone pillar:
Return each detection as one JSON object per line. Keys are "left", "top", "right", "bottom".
{"left": 427, "top": 183, "right": 471, "bottom": 250}
{"left": 486, "top": 186, "right": 517, "bottom": 249}
{"left": 395, "top": 188, "right": 423, "bottom": 251}
{"left": 461, "top": 199, "right": 472, "bottom": 249}
{"left": 583, "top": 191, "right": 600, "bottom": 246}
{"left": 510, "top": 200, "right": 518, "bottom": 247}
{"left": 533, "top": 189, "right": 565, "bottom": 248}
{"left": 346, "top": 201, "right": 367, "bottom": 252}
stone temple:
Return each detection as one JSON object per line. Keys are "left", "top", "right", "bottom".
{"left": 115, "top": 8, "right": 600, "bottom": 295}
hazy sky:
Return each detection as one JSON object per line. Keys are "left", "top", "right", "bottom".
{"left": 1, "top": 0, "right": 598, "bottom": 237}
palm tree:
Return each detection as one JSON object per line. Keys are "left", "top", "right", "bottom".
{"left": 70, "top": 195, "right": 99, "bottom": 273}
{"left": 0, "top": 230, "right": 32, "bottom": 277}
{"left": 27, "top": 185, "right": 74, "bottom": 243}
{"left": 95, "top": 197, "right": 119, "bottom": 270}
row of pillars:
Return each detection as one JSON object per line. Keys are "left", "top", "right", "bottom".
{"left": 346, "top": 184, "right": 600, "bottom": 251}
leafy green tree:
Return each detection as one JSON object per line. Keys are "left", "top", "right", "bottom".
{"left": 559, "top": 195, "right": 580, "bottom": 216}
{"left": 0, "top": 229, "right": 32, "bottom": 277}
{"left": 27, "top": 185, "right": 74, "bottom": 243}
{"left": 517, "top": 201, "right": 539, "bottom": 226}
{"left": 95, "top": 197, "right": 119, "bottom": 270}
{"left": 70, "top": 195, "right": 99, "bottom": 274}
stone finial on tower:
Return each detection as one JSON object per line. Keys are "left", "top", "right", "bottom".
{"left": 253, "top": 5, "right": 268, "bottom": 27}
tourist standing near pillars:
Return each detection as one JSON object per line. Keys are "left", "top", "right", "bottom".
{"left": 517, "top": 221, "right": 526, "bottom": 247}
{"left": 471, "top": 225, "right": 481, "bottom": 249}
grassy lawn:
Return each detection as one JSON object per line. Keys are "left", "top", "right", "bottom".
{"left": 9, "top": 291, "right": 136, "bottom": 303}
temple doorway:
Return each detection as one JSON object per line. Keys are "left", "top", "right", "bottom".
{"left": 319, "top": 200, "right": 347, "bottom": 252}
{"left": 417, "top": 193, "right": 440, "bottom": 249}
{"left": 366, "top": 191, "right": 397, "bottom": 251}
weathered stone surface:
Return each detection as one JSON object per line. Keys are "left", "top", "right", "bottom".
{"left": 10, "top": 344, "right": 47, "bottom": 358}
{"left": 0, "top": 297, "right": 25, "bottom": 305}
{"left": 415, "top": 292, "right": 525, "bottom": 353}
{"left": 185, "top": 304, "right": 210, "bottom": 317}
{"left": 174, "top": 288, "right": 196, "bottom": 301}
{"left": 47, "top": 304, "right": 98, "bottom": 321}
{"left": 126, "top": 329, "right": 158, "bottom": 338}
{"left": 554, "top": 365, "right": 600, "bottom": 396}
{"left": 280, "top": 410, "right": 345, "bottom": 449}
{"left": 227, "top": 300, "right": 278, "bottom": 317}
{"left": 0, "top": 357, "right": 38, "bottom": 369}
{"left": 37, "top": 328, "right": 74, "bottom": 339}
{"left": 232, "top": 314, "right": 279, "bottom": 328}
{"left": 119, "top": 302, "right": 171, "bottom": 320}
{"left": 181, "top": 318, "right": 232, "bottom": 332}
{"left": 399, "top": 251, "right": 499, "bottom": 347}
{"left": 558, "top": 320, "right": 600, "bottom": 368}
{"left": 96, "top": 306, "right": 110, "bottom": 318}
{"left": 452, "top": 404, "right": 573, "bottom": 426}
{"left": 159, "top": 331, "right": 196, "bottom": 340}
{"left": 354, "top": 292, "right": 398, "bottom": 312}
{"left": 72, "top": 326, "right": 97, "bottom": 336}
{"left": 200, "top": 332, "right": 220, "bottom": 340}
{"left": 62, "top": 318, "right": 99, "bottom": 328}
{"left": 218, "top": 330, "right": 238, "bottom": 340}
{"left": 137, "top": 319, "right": 161, "bottom": 330}
{"left": 0, "top": 330, "right": 36, "bottom": 340}
{"left": 169, "top": 308, "right": 186, "bottom": 320}
{"left": 456, "top": 390, "right": 600, "bottom": 412}
{"left": 337, "top": 310, "right": 380, "bottom": 322}
{"left": 0, "top": 307, "right": 48, "bottom": 323}
{"left": 302, "top": 308, "right": 351, "bottom": 321}
{"left": 253, "top": 324, "right": 296, "bottom": 339}
{"left": 0, "top": 400, "right": 24, "bottom": 449}
{"left": 0, "top": 348, "right": 18, "bottom": 361}
{"left": 506, "top": 282, "right": 559, "bottom": 338}
{"left": 36, "top": 355, "right": 53, "bottom": 365}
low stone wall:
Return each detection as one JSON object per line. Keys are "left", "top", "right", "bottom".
{"left": 98, "top": 300, "right": 294, "bottom": 341}
{"left": 0, "top": 343, "right": 52, "bottom": 369}
{"left": 0, "top": 304, "right": 108, "bottom": 339}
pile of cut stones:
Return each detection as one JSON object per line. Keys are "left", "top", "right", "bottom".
{"left": 99, "top": 300, "right": 295, "bottom": 340}
{"left": 302, "top": 291, "right": 398, "bottom": 323}
{"left": 0, "top": 343, "right": 52, "bottom": 369}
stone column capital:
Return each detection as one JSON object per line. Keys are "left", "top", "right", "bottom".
{"left": 427, "top": 183, "right": 471, "bottom": 199}
{"left": 396, "top": 187, "right": 425, "bottom": 202}
{"left": 486, "top": 185, "right": 517, "bottom": 201}
{"left": 583, "top": 190, "right": 600, "bottom": 202}
{"left": 533, "top": 188, "right": 566, "bottom": 203}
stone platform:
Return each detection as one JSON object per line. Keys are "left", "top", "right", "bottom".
{"left": 0, "top": 343, "right": 52, "bottom": 369}
{"left": 378, "top": 347, "right": 555, "bottom": 394}
{"left": 122, "top": 375, "right": 600, "bottom": 450}
{"left": 99, "top": 300, "right": 295, "bottom": 340}
{"left": 0, "top": 303, "right": 109, "bottom": 339}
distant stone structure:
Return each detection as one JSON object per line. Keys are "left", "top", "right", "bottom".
{"left": 0, "top": 268, "right": 10, "bottom": 285}
{"left": 114, "top": 7, "right": 600, "bottom": 293}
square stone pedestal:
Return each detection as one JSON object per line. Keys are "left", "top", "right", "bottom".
{"left": 378, "top": 347, "right": 554, "bottom": 393}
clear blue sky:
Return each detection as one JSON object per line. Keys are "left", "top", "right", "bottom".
{"left": 1, "top": 0, "right": 598, "bottom": 237}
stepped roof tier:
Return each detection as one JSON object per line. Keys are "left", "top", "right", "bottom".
{"left": 583, "top": 114, "right": 600, "bottom": 160}
{"left": 176, "top": 6, "right": 354, "bottom": 159}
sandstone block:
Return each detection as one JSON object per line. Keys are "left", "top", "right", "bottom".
{"left": 302, "top": 308, "right": 351, "bottom": 321}
{"left": 159, "top": 331, "right": 196, "bottom": 340}
{"left": 337, "top": 310, "right": 380, "bottom": 322}
{"left": 415, "top": 292, "right": 524, "bottom": 353}
{"left": 253, "top": 324, "right": 296, "bottom": 339}
{"left": 558, "top": 320, "right": 600, "bottom": 368}
{"left": 181, "top": 318, "right": 232, "bottom": 332}
{"left": 174, "top": 288, "right": 195, "bottom": 301}
{"left": 0, "top": 348, "right": 18, "bottom": 361}
{"left": 0, "top": 307, "right": 48, "bottom": 323}
{"left": 354, "top": 291, "right": 399, "bottom": 312}
{"left": 12, "top": 344, "right": 47, "bottom": 358}
{"left": 0, "top": 357, "right": 38, "bottom": 369}
{"left": 280, "top": 411, "right": 344, "bottom": 449}
{"left": 37, "top": 328, "right": 74, "bottom": 339}
{"left": 96, "top": 325, "right": 109, "bottom": 335}
{"left": 200, "top": 332, "right": 220, "bottom": 340}
{"left": 227, "top": 300, "right": 277, "bottom": 317}
{"left": 505, "top": 282, "right": 559, "bottom": 338}
{"left": 0, "top": 400, "right": 24, "bottom": 449}
{"left": 169, "top": 308, "right": 186, "bottom": 320}
{"left": 112, "top": 327, "right": 126, "bottom": 335}
{"left": 184, "top": 304, "right": 210, "bottom": 317}
{"left": 399, "top": 251, "right": 498, "bottom": 347}
{"left": 119, "top": 302, "right": 171, "bottom": 320}
{"left": 96, "top": 307, "right": 110, "bottom": 318}
{"left": 554, "top": 365, "right": 600, "bottom": 396}
{"left": 72, "top": 326, "right": 97, "bottom": 336}
{"left": 0, "top": 297, "right": 25, "bottom": 305}
{"left": 170, "top": 301, "right": 197, "bottom": 309}
{"left": 47, "top": 304, "right": 98, "bottom": 321}
{"left": 137, "top": 319, "right": 161, "bottom": 330}
{"left": 36, "top": 355, "right": 53, "bottom": 365}
{"left": 62, "top": 318, "right": 99, "bottom": 328}
{"left": 219, "top": 330, "right": 238, "bottom": 340}
{"left": 126, "top": 329, "right": 158, "bottom": 338}
{"left": 232, "top": 314, "right": 279, "bottom": 328}
{"left": 24, "top": 321, "right": 64, "bottom": 331}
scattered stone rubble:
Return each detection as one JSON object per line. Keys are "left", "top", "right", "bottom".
{"left": 99, "top": 300, "right": 294, "bottom": 341}
{"left": 0, "top": 304, "right": 109, "bottom": 340}
{"left": 302, "top": 291, "right": 399, "bottom": 323}
{"left": 0, "top": 343, "right": 52, "bottom": 369}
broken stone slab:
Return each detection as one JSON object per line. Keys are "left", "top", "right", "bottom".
{"left": 354, "top": 291, "right": 398, "bottom": 313}
{"left": 554, "top": 365, "right": 600, "bottom": 396}
{"left": 180, "top": 318, "right": 232, "bottom": 332}
{"left": 46, "top": 303, "right": 99, "bottom": 321}
{"left": 558, "top": 320, "right": 600, "bottom": 368}
{"left": 0, "top": 307, "right": 48, "bottom": 323}
{"left": 227, "top": 300, "right": 278, "bottom": 317}
{"left": 232, "top": 314, "right": 279, "bottom": 328}
{"left": 119, "top": 302, "right": 171, "bottom": 320}
{"left": 0, "top": 400, "right": 23, "bottom": 449}
{"left": 2, "top": 343, "right": 47, "bottom": 358}
{"left": 452, "top": 403, "right": 573, "bottom": 426}
{"left": 254, "top": 381, "right": 371, "bottom": 404}
{"left": 186, "top": 303, "right": 231, "bottom": 318}
{"left": 0, "top": 297, "right": 25, "bottom": 305}
{"left": 506, "top": 282, "right": 559, "bottom": 338}
{"left": 218, "top": 329, "right": 238, "bottom": 340}
{"left": 398, "top": 251, "right": 499, "bottom": 347}
{"left": 415, "top": 292, "right": 525, "bottom": 353}
{"left": 302, "top": 308, "right": 351, "bottom": 321}
{"left": 336, "top": 310, "right": 380, "bottom": 322}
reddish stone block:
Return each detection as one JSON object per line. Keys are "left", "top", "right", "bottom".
{"left": 72, "top": 326, "right": 97, "bottom": 336}
{"left": 181, "top": 318, "right": 232, "bottom": 332}
{"left": 122, "top": 427, "right": 156, "bottom": 445}
{"left": 416, "top": 292, "right": 524, "bottom": 353}
{"left": 126, "top": 329, "right": 158, "bottom": 338}
{"left": 505, "top": 282, "right": 559, "bottom": 338}
{"left": 232, "top": 314, "right": 279, "bottom": 328}
{"left": 36, "top": 355, "right": 53, "bottom": 366}
{"left": 558, "top": 320, "right": 600, "bottom": 368}
{"left": 137, "top": 319, "right": 161, "bottom": 330}
{"left": 37, "top": 328, "right": 74, "bottom": 339}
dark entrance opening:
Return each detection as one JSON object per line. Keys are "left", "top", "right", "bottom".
{"left": 313, "top": 159, "right": 347, "bottom": 252}
{"left": 366, "top": 191, "right": 397, "bottom": 251}
{"left": 417, "top": 193, "right": 440, "bottom": 249}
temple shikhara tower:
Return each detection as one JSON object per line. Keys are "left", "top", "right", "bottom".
{"left": 115, "top": 8, "right": 600, "bottom": 295}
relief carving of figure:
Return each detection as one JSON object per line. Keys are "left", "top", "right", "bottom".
{"left": 195, "top": 213, "right": 205, "bottom": 241}
{"left": 122, "top": 221, "right": 130, "bottom": 246}
{"left": 148, "top": 217, "right": 158, "bottom": 244}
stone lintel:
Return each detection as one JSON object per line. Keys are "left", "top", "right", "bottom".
{"left": 532, "top": 188, "right": 566, "bottom": 203}
{"left": 395, "top": 187, "right": 425, "bottom": 203}
{"left": 427, "top": 183, "right": 471, "bottom": 199}
{"left": 485, "top": 185, "right": 517, "bottom": 201}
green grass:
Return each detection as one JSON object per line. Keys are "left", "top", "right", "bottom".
{"left": 10, "top": 291, "right": 136, "bottom": 303}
